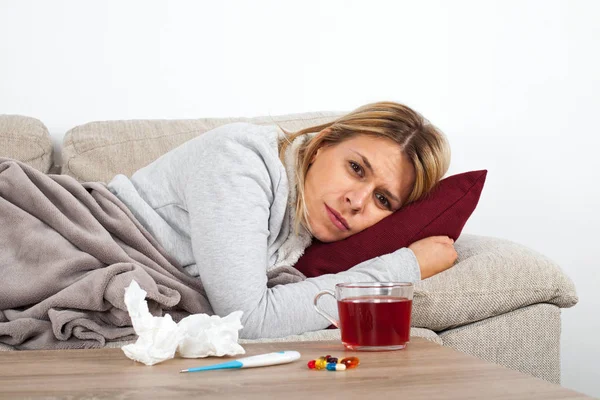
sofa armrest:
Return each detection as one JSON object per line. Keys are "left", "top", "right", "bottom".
{"left": 411, "top": 233, "right": 578, "bottom": 331}
{"left": 0, "top": 114, "right": 53, "bottom": 173}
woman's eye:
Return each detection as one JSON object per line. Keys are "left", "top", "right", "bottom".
{"left": 376, "top": 194, "right": 391, "bottom": 209}
{"left": 349, "top": 161, "right": 363, "bottom": 176}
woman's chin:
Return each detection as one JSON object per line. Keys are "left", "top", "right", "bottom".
{"left": 311, "top": 226, "right": 347, "bottom": 243}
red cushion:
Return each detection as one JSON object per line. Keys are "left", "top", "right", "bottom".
{"left": 294, "top": 170, "right": 487, "bottom": 278}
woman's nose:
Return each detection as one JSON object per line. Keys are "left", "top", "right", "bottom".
{"left": 346, "top": 187, "right": 371, "bottom": 212}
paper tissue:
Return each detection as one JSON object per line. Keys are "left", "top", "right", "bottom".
{"left": 122, "top": 280, "right": 246, "bottom": 365}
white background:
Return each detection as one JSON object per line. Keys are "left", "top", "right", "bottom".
{"left": 1, "top": 0, "right": 598, "bottom": 396}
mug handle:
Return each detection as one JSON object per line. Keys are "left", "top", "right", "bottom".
{"left": 313, "top": 290, "right": 339, "bottom": 328}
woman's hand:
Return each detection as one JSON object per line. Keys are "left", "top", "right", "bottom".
{"left": 408, "top": 236, "right": 458, "bottom": 279}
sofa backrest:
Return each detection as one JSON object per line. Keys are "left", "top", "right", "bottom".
{"left": 61, "top": 111, "right": 345, "bottom": 183}
{"left": 0, "top": 115, "right": 54, "bottom": 173}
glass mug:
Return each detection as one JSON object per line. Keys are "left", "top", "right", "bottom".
{"left": 314, "top": 282, "right": 414, "bottom": 351}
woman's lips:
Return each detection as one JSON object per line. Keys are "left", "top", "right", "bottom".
{"left": 325, "top": 205, "right": 349, "bottom": 231}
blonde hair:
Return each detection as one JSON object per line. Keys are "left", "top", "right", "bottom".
{"left": 278, "top": 101, "right": 451, "bottom": 234}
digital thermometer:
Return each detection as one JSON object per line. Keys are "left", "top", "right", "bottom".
{"left": 179, "top": 351, "right": 301, "bottom": 373}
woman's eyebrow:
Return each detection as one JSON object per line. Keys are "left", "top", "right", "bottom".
{"left": 350, "top": 150, "right": 402, "bottom": 206}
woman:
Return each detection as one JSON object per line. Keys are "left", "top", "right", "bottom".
{"left": 108, "top": 101, "right": 457, "bottom": 339}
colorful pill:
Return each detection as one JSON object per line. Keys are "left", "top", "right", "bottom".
{"left": 307, "top": 360, "right": 316, "bottom": 369}
{"left": 315, "top": 358, "right": 327, "bottom": 370}
{"left": 326, "top": 362, "right": 347, "bottom": 371}
{"left": 340, "top": 357, "right": 360, "bottom": 369}
{"left": 335, "top": 363, "right": 346, "bottom": 371}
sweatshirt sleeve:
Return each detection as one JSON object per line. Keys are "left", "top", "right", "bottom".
{"left": 186, "top": 129, "right": 421, "bottom": 339}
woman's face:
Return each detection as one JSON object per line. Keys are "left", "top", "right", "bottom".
{"left": 304, "top": 133, "right": 415, "bottom": 243}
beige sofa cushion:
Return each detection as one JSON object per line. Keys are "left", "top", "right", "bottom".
{"left": 61, "top": 112, "right": 345, "bottom": 183}
{"left": 0, "top": 115, "right": 53, "bottom": 173}
{"left": 239, "top": 327, "right": 442, "bottom": 346}
{"left": 412, "top": 234, "right": 578, "bottom": 331}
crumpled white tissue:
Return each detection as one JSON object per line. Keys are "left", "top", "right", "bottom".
{"left": 121, "top": 280, "right": 246, "bottom": 366}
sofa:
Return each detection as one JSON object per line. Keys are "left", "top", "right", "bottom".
{"left": 0, "top": 113, "right": 578, "bottom": 384}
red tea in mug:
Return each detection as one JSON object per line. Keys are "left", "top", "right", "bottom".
{"left": 337, "top": 295, "right": 412, "bottom": 348}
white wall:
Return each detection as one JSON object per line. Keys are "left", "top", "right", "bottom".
{"left": 1, "top": 0, "right": 598, "bottom": 396}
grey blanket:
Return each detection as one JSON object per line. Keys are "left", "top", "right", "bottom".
{"left": 0, "top": 158, "right": 304, "bottom": 350}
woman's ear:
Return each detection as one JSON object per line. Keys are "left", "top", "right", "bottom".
{"left": 310, "top": 128, "right": 331, "bottom": 164}
{"left": 310, "top": 148, "right": 322, "bottom": 164}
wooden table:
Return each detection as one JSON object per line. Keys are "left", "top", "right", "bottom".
{"left": 0, "top": 338, "right": 590, "bottom": 399}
